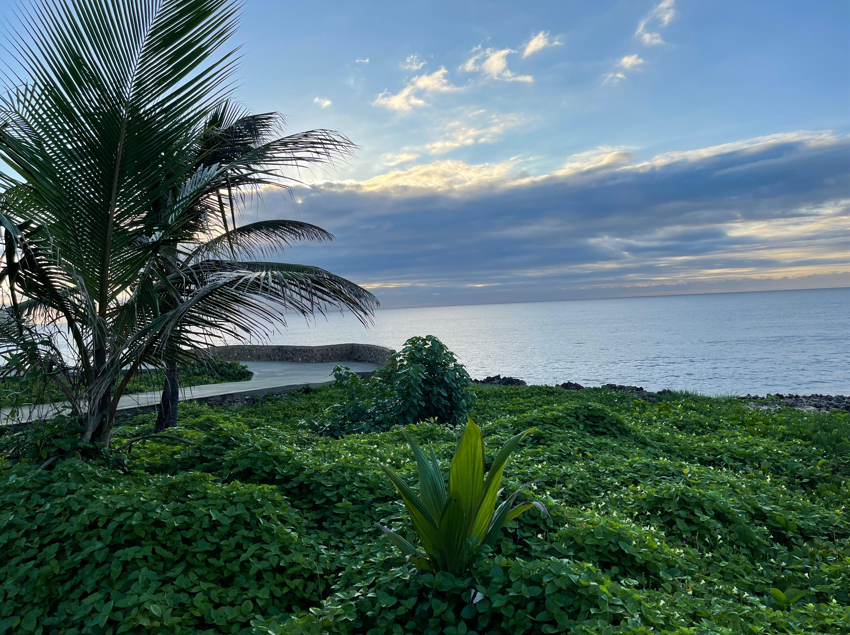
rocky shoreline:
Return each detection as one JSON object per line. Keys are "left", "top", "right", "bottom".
{"left": 473, "top": 376, "right": 849, "bottom": 413}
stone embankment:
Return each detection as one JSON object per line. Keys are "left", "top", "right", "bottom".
{"left": 208, "top": 343, "right": 394, "bottom": 366}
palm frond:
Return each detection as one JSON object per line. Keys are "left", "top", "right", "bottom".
{"left": 0, "top": 0, "right": 242, "bottom": 310}
{"left": 184, "top": 220, "right": 333, "bottom": 262}
{"left": 175, "top": 260, "right": 377, "bottom": 324}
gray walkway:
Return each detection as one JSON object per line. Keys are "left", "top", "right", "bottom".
{"left": 0, "top": 361, "right": 378, "bottom": 425}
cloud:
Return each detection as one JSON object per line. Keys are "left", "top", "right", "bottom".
{"left": 618, "top": 54, "right": 645, "bottom": 69}
{"left": 335, "top": 158, "right": 521, "bottom": 194}
{"left": 554, "top": 147, "right": 635, "bottom": 176}
{"left": 425, "top": 113, "right": 525, "bottom": 155}
{"left": 604, "top": 55, "right": 645, "bottom": 85}
{"left": 373, "top": 67, "right": 458, "bottom": 112}
{"left": 522, "top": 31, "right": 562, "bottom": 58}
{"left": 355, "top": 58, "right": 369, "bottom": 64}
{"left": 603, "top": 72, "right": 626, "bottom": 85}
{"left": 636, "top": 0, "right": 676, "bottom": 46}
{"left": 461, "top": 45, "right": 533, "bottom": 83}
{"left": 384, "top": 153, "right": 419, "bottom": 166}
{"left": 263, "top": 131, "right": 849, "bottom": 307}
{"left": 313, "top": 97, "right": 332, "bottom": 108}
{"left": 631, "top": 131, "right": 840, "bottom": 169}
{"left": 402, "top": 54, "right": 426, "bottom": 71}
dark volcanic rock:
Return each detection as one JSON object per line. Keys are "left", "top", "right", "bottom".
{"left": 601, "top": 384, "right": 661, "bottom": 403}
{"left": 474, "top": 375, "right": 527, "bottom": 386}
{"left": 488, "top": 373, "right": 849, "bottom": 413}
{"left": 738, "top": 393, "right": 849, "bottom": 413}
{"left": 558, "top": 381, "right": 661, "bottom": 402}
{"left": 559, "top": 382, "right": 585, "bottom": 390}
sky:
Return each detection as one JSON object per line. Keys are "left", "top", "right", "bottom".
{"left": 6, "top": 0, "right": 850, "bottom": 308}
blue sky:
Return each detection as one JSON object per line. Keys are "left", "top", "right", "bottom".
{"left": 5, "top": 0, "right": 848, "bottom": 308}
{"left": 229, "top": 0, "right": 849, "bottom": 307}
{"left": 235, "top": 0, "right": 849, "bottom": 183}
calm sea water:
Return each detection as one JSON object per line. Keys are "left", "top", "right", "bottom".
{"left": 265, "top": 288, "right": 850, "bottom": 395}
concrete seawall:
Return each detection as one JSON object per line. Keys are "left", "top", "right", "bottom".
{"left": 207, "top": 343, "right": 395, "bottom": 366}
{"left": 2, "top": 345, "right": 395, "bottom": 425}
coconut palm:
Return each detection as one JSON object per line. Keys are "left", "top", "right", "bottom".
{"left": 0, "top": 0, "right": 376, "bottom": 445}
{"left": 144, "top": 102, "right": 377, "bottom": 432}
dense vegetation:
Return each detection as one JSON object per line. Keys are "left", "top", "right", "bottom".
{"left": 0, "top": 360, "right": 252, "bottom": 408}
{"left": 2, "top": 383, "right": 848, "bottom": 634}
{"left": 316, "top": 335, "right": 475, "bottom": 436}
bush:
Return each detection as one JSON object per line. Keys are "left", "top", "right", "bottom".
{"left": 565, "top": 402, "right": 630, "bottom": 436}
{"left": 293, "top": 556, "right": 650, "bottom": 635}
{"left": 315, "top": 335, "right": 475, "bottom": 436}
{"left": 0, "top": 461, "right": 326, "bottom": 634}
{"left": 540, "top": 509, "right": 695, "bottom": 588}
{"left": 489, "top": 402, "right": 630, "bottom": 438}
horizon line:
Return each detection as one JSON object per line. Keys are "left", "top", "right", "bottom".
{"left": 367, "top": 284, "right": 850, "bottom": 312}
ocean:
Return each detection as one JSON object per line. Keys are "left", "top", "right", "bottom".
{"left": 265, "top": 288, "right": 850, "bottom": 395}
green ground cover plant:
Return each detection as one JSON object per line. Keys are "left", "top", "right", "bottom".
{"left": 1, "top": 383, "right": 848, "bottom": 634}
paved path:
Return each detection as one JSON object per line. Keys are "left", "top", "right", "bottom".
{"left": 0, "top": 361, "right": 378, "bottom": 425}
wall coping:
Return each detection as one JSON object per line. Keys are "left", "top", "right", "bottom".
{"left": 206, "top": 343, "right": 395, "bottom": 366}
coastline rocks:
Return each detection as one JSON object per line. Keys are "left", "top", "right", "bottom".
{"left": 739, "top": 393, "right": 849, "bottom": 414}
{"left": 559, "top": 382, "right": 584, "bottom": 391}
{"left": 560, "top": 382, "right": 665, "bottom": 403}
{"left": 480, "top": 375, "right": 849, "bottom": 413}
{"left": 474, "top": 375, "right": 527, "bottom": 386}
{"left": 600, "top": 384, "right": 661, "bottom": 403}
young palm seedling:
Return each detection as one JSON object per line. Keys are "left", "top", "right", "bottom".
{"left": 379, "top": 419, "right": 547, "bottom": 573}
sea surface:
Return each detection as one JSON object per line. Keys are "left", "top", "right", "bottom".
{"left": 264, "top": 288, "right": 850, "bottom": 395}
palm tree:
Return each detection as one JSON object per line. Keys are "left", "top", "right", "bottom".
{"left": 0, "top": 0, "right": 376, "bottom": 445}
{"left": 143, "top": 102, "right": 377, "bottom": 432}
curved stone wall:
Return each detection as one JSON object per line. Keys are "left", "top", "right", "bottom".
{"left": 207, "top": 343, "right": 395, "bottom": 366}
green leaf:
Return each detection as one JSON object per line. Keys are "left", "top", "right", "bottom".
{"left": 403, "top": 431, "right": 447, "bottom": 521}
{"left": 449, "top": 419, "right": 485, "bottom": 527}
{"left": 380, "top": 464, "right": 442, "bottom": 556}
{"left": 470, "top": 427, "right": 537, "bottom": 541}
{"left": 784, "top": 588, "right": 806, "bottom": 605}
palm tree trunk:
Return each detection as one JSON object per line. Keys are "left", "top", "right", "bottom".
{"left": 84, "top": 344, "right": 112, "bottom": 442}
{"left": 154, "top": 361, "right": 179, "bottom": 433}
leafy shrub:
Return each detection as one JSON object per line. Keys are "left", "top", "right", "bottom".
{"left": 380, "top": 419, "right": 546, "bottom": 573}
{"left": 381, "top": 336, "right": 475, "bottom": 425}
{"left": 0, "top": 368, "right": 69, "bottom": 408}
{"left": 292, "top": 556, "right": 651, "bottom": 635}
{"left": 540, "top": 509, "right": 695, "bottom": 588}
{"left": 315, "top": 335, "right": 475, "bottom": 436}
{"left": 613, "top": 470, "right": 848, "bottom": 554}
{"left": 565, "top": 402, "right": 630, "bottom": 436}
{"left": 487, "top": 402, "right": 630, "bottom": 439}
{"left": 0, "top": 415, "right": 125, "bottom": 470}
{"left": 0, "top": 461, "right": 326, "bottom": 634}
